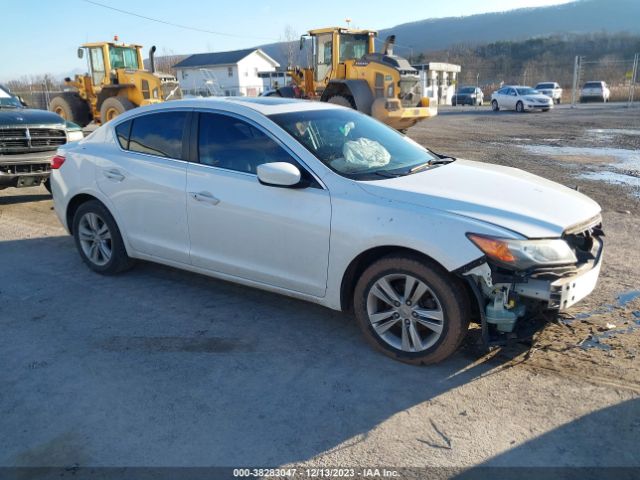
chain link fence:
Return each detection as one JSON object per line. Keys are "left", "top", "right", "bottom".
{"left": 452, "top": 55, "right": 638, "bottom": 106}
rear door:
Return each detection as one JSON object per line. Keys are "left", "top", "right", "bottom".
{"left": 186, "top": 111, "right": 331, "bottom": 297}
{"left": 96, "top": 110, "right": 190, "bottom": 263}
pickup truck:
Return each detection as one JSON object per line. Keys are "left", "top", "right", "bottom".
{"left": 0, "top": 84, "right": 83, "bottom": 192}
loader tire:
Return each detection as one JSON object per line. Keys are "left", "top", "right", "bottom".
{"left": 100, "top": 97, "right": 136, "bottom": 123}
{"left": 327, "top": 95, "right": 356, "bottom": 109}
{"left": 49, "top": 93, "right": 92, "bottom": 127}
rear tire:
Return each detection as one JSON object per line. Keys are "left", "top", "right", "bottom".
{"left": 353, "top": 255, "right": 469, "bottom": 365}
{"left": 100, "top": 96, "right": 136, "bottom": 123}
{"left": 43, "top": 178, "right": 52, "bottom": 194}
{"left": 326, "top": 95, "right": 356, "bottom": 109}
{"left": 72, "top": 200, "right": 134, "bottom": 275}
{"left": 491, "top": 100, "right": 499, "bottom": 111}
{"left": 49, "top": 93, "right": 92, "bottom": 127}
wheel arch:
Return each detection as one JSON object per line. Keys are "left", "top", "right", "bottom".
{"left": 339, "top": 245, "right": 480, "bottom": 322}
{"left": 321, "top": 80, "right": 374, "bottom": 115}
{"left": 340, "top": 246, "right": 457, "bottom": 310}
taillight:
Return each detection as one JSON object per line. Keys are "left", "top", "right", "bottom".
{"left": 51, "top": 155, "right": 65, "bottom": 169}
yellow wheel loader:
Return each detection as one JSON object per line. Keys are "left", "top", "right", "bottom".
{"left": 270, "top": 27, "right": 436, "bottom": 131}
{"left": 49, "top": 39, "right": 182, "bottom": 126}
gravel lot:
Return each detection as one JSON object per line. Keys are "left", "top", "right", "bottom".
{"left": 1, "top": 103, "right": 639, "bottom": 477}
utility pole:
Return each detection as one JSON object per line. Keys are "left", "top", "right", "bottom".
{"left": 628, "top": 53, "right": 638, "bottom": 107}
{"left": 571, "top": 55, "right": 582, "bottom": 108}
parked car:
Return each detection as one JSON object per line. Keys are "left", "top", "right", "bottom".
{"left": 0, "top": 84, "right": 83, "bottom": 192}
{"left": 51, "top": 98, "right": 604, "bottom": 365}
{"left": 491, "top": 85, "right": 554, "bottom": 112}
{"left": 580, "top": 81, "right": 611, "bottom": 103}
{"left": 534, "top": 82, "right": 563, "bottom": 104}
{"left": 452, "top": 86, "right": 484, "bottom": 106}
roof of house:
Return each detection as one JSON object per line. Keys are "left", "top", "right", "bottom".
{"left": 173, "top": 48, "right": 279, "bottom": 69}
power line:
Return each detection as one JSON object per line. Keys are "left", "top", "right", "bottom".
{"left": 83, "top": 0, "right": 279, "bottom": 42}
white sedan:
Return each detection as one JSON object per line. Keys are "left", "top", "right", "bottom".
{"left": 51, "top": 98, "right": 603, "bottom": 364}
{"left": 491, "top": 85, "right": 554, "bottom": 112}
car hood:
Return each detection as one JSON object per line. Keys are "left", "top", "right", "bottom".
{"left": 358, "top": 159, "right": 601, "bottom": 238}
{"left": 0, "top": 108, "right": 65, "bottom": 127}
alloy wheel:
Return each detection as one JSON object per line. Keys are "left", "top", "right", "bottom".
{"left": 366, "top": 273, "right": 445, "bottom": 353}
{"left": 78, "top": 212, "right": 112, "bottom": 266}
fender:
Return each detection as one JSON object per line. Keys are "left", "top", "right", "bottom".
{"left": 321, "top": 79, "right": 374, "bottom": 115}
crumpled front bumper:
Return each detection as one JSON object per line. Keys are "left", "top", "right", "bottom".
{"left": 512, "top": 236, "right": 604, "bottom": 311}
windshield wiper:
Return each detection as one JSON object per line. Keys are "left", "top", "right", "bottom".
{"left": 0, "top": 104, "right": 19, "bottom": 109}
{"left": 374, "top": 170, "right": 404, "bottom": 178}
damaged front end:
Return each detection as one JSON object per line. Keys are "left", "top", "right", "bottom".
{"left": 459, "top": 216, "right": 604, "bottom": 343}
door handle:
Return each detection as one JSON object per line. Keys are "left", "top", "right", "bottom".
{"left": 103, "top": 169, "right": 125, "bottom": 182}
{"left": 189, "top": 191, "right": 220, "bottom": 205}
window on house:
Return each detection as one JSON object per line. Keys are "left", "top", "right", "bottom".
{"left": 228, "top": 67, "right": 233, "bottom": 77}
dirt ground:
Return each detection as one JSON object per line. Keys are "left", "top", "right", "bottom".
{"left": 1, "top": 102, "right": 639, "bottom": 475}
{"left": 410, "top": 103, "right": 640, "bottom": 393}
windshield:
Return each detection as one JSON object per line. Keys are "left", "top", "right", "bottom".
{"left": 269, "top": 109, "right": 439, "bottom": 180}
{"left": 459, "top": 87, "right": 475, "bottom": 93}
{"left": 339, "top": 34, "right": 369, "bottom": 62}
{"left": 0, "top": 87, "right": 22, "bottom": 108}
{"left": 536, "top": 83, "right": 554, "bottom": 89}
{"left": 109, "top": 46, "right": 140, "bottom": 69}
{"left": 516, "top": 87, "right": 538, "bottom": 95}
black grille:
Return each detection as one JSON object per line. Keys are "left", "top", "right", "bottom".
{"left": 0, "top": 127, "right": 66, "bottom": 154}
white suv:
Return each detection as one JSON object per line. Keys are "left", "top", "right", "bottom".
{"left": 534, "top": 82, "right": 563, "bottom": 104}
{"left": 580, "top": 81, "right": 611, "bottom": 102}
{"left": 50, "top": 98, "right": 604, "bottom": 365}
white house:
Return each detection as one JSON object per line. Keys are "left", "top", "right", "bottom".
{"left": 173, "top": 48, "right": 280, "bottom": 97}
{"left": 413, "top": 63, "right": 462, "bottom": 105}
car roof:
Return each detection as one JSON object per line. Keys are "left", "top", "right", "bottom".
{"left": 113, "top": 97, "right": 339, "bottom": 123}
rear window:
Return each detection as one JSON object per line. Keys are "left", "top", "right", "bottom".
{"left": 536, "top": 83, "right": 555, "bottom": 89}
{"left": 584, "top": 82, "right": 603, "bottom": 89}
{"left": 115, "top": 120, "right": 131, "bottom": 149}
{"left": 127, "top": 112, "right": 187, "bottom": 159}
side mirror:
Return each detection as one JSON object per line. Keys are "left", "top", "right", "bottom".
{"left": 77, "top": 48, "right": 84, "bottom": 59}
{"left": 257, "top": 162, "right": 302, "bottom": 187}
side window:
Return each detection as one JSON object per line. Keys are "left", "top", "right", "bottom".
{"left": 115, "top": 120, "right": 131, "bottom": 149}
{"left": 198, "top": 113, "right": 294, "bottom": 174}
{"left": 128, "top": 112, "right": 187, "bottom": 159}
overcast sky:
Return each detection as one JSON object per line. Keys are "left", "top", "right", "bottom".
{"left": 0, "top": 0, "right": 574, "bottom": 82}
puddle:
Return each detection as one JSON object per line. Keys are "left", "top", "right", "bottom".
{"left": 588, "top": 128, "right": 640, "bottom": 137}
{"left": 618, "top": 290, "right": 640, "bottom": 307}
{"left": 519, "top": 144, "right": 640, "bottom": 192}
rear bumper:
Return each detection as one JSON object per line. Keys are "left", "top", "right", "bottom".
{"left": 0, "top": 152, "right": 54, "bottom": 188}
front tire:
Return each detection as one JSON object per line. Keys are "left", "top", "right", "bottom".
{"left": 100, "top": 96, "right": 136, "bottom": 123}
{"left": 49, "top": 93, "right": 92, "bottom": 127}
{"left": 516, "top": 101, "right": 524, "bottom": 113}
{"left": 326, "top": 94, "right": 356, "bottom": 109}
{"left": 72, "top": 200, "right": 134, "bottom": 275}
{"left": 353, "top": 255, "right": 469, "bottom": 365}
{"left": 491, "top": 100, "right": 499, "bottom": 111}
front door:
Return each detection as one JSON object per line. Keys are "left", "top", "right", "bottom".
{"left": 186, "top": 112, "right": 331, "bottom": 297}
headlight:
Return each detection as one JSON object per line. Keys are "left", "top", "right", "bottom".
{"left": 467, "top": 233, "right": 577, "bottom": 270}
{"left": 66, "top": 129, "right": 84, "bottom": 142}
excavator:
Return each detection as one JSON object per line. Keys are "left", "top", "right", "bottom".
{"left": 49, "top": 37, "right": 182, "bottom": 126}
{"left": 270, "top": 27, "right": 436, "bottom": 131}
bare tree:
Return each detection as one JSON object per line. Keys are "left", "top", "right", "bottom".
{"left": 281, "top": 25, "right": 298, "bottom": 69}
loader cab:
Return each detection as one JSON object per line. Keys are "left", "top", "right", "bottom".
{"left": 304, "top": 28, "right": 377, "bottom": 83}
{"left": 78, "top": 42, "right": 144, "bottom": 87}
